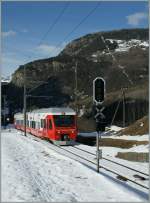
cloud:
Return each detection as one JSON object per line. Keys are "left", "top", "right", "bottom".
{"left": 126, "top": 12, "right": 147, "bottom": 26}
{"left": 2, "top": 54, "right": 23, "bottom": 64}
{"left": 2, "top": 30, "right": 17, "bottom": 37}
{"left": 21, "top": 29, "right": 28, "bottom": 33}
{"left": 35, "top": 43, "right": 66, "bottom": 57}
{"left": 1, "top": 52, "right": 28, "bottom": 77}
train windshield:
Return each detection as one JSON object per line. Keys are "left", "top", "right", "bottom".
{"left": 53, "top": 115, "right": 75, "bottom": 127}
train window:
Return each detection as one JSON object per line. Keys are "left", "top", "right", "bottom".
{"left": 33, "top": 121, "right": 35, "bottom": 129}
{"left": 36, "top": 122, "right": 40, "bottom": 129}
{"left": 49, "top": 120, "right": 52, "bottom": 129}
{"left": 44, "top": 119, "right": 47, "bottom": 129}
{"left": 41, "top": 119, "right": 44, "bottom": 128}
{"left": 37, "top": 122, "right": 40, "bottom": 129}
{"left": 53, "top": 115, "right": 75, "bottom": 127}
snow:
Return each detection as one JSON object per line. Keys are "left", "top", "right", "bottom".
{"left": 92, "top": 53, "right": 97, "bottom": 57}
{"left": 106, "top": 39, "right": 149, "bottom": 53}
{"left": 109, "top": 134, "right": 149, "bottom": 141}
{"left": 109, "top": 125, "right": 123, "bottom": 132}
{"left": 1, "top": 129, "right": 149, "bottom": 202}
{"left": 1, "top": 76, "right": 11, "bottom": 83}
{"left": 140, "top": 122, "right": 144, "bottom": 127}
{"left": 79, "top": 131, "right": 97, "bottom": 137}
{"left": 78, "top": 108, "right": 84, "bottom": 117}
{"left": 79, "top": 126, "right": 122, "bottom": 137}
{"left": 140, "top": 41, "right": 149, "bottom": 47}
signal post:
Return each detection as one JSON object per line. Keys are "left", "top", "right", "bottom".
{"left": 93, "top": 77, "right": 106, "bottom": 173}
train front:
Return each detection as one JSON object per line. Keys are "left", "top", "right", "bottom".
{"left": 52, "top": 109, "right": 77, "bottom": 145}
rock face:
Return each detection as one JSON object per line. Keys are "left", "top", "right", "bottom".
{"left": 6, "top": 28, "right": 149, "bottom": 130}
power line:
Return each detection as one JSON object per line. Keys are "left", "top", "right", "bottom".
{"left": 4, "top": 2, "right": 70, "bottom": 63}
{"left": 60, "top": 1, "right": 100, "bottom": 45}
{"left": 7, "top": 2, "right": 100, "bottom": 63}
{"left": 46, "top": 1, "right": 101, "bottom": 55}
{"left": 37, "top": 1, "right": 70, "bottom": 46}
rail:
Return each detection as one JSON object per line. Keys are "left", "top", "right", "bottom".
{"left": 73, "top": 145, "right": 149, "bottom": 176}
{"left": 53, "top": 144, "right": 149, "bottom": 190}
{"left": 20, "top": 131, "right": 149, "bottom": 191}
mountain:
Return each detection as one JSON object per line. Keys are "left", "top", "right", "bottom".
{"left": 5, "top": 28, "right": 149, "bottom": 131}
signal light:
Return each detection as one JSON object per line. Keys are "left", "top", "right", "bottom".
{"left": 93, "top": 77, "right": 105, "bottom": 104}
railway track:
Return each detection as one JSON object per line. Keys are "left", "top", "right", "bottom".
{"left": 73, "top": 145, "right": 149, "bottom": 176}
{"left": 20, "top": 131, "right": 149, "bottom": 191}
{"left": 57, "top": 144, "right": 149, "bottom": 190}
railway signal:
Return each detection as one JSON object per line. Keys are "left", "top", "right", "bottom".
{"left": 95, "top": 106, "right": 106, "bottom": 132}
{"left": 93, "top": 77, "right": 106, "bottom": 173}
{"left": 93, "top": 77, "right": 105, "bottom": 104}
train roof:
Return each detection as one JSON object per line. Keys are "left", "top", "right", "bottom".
{"left": 14, "top": 108, "right": 76, "bottom": 120}
{"left": 30, "top": 107, "right": 76, "bottom": 115}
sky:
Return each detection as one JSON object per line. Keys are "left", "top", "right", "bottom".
{"left": 2, "top": 1, "right": 149, "bottom": 78}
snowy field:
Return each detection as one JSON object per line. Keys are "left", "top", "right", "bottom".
{"left": 1, "top": 128, "right": 149, "bottom": 202}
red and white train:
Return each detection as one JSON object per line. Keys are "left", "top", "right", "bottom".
{"left": 14, "top": 107, "right": 77, "bottom": 145}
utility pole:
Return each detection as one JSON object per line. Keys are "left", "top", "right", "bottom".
{"left": 96, "top": 130, "right": 100, "bottom": 172}
{"left": 3, "top": 95, "right": 6, "bottom": 129}
{"left": 24, "top": 66, "right": 27, "bottom": 136}
{"left": 122, "top": 88, "right": 126, "bottom": 128}
{"left": 74, "top": 61, "right": 78, "bottom": 114}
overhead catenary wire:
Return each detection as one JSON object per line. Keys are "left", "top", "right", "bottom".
{"left": 37, "top": 1, "right": 70, "bottom": 46}
{"left": 22, "top": 3, "right": 70, "bottom": 133}
{"left": 24, "top": 1, "right": 101, "bottom": 97}
{"left": 46, "top": 1, "right": 101, "bottom": 55}
{"left": 16, "top": 1, "right": 101, "bottom": 93}
{"left": 4, "top": 2, "right": 70, "bottom": 64}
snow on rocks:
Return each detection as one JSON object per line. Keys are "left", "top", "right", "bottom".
{"left": 106, "top": 39, "right": 149, "bottom": 53}
{"left": 1, "top": 129, "right": 148, "bottom": 202}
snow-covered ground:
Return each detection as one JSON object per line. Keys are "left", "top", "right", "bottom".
{"left": 1, "top": 128, "right": 149, "bottom": 202}
{"left": 79, "top": 125, "right": 123, "bottom": 137}
{"left": 109, "top": 134, "right": 149, "bottom": 142}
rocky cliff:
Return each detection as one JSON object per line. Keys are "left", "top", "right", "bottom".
{"left": 6, "top": 28, "right": 149, "bottom": 130}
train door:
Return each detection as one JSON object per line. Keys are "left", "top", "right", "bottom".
{"left": 43, "top": 119, "right": 48, "bottom": 137}
{"left": 47, "top": 118, "right": 54, "bottom": 139}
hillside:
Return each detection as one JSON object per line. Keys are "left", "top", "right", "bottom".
{"left": 119, "top": 116, "right": 149, "bottom": 135}
{"left": 5, "top": 28, "right": 149, "bottom": 130}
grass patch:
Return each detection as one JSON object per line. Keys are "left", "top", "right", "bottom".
{"left": 99, "top": 138, "right": 148, "bottom": 148}
{"left": 77, "top": 135, "right": 148, "bottom": 148}
{"left": 120, "top": 115, "right": 149, "bottom": 135}
{"left": 116, "top": 152, "right": 149, "bottom": 162}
